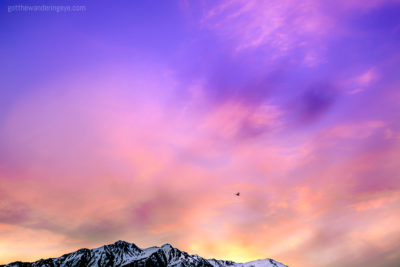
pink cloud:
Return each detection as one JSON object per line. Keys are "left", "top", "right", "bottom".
{"left": 202, "top": 0, "right": 333, "bottom": 56}
{"left": 1, "top": 55, "right": 400, "bottom": 267}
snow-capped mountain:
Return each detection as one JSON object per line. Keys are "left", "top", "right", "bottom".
{"left": 1, "top": 240, "right": 287, "bottom": 267}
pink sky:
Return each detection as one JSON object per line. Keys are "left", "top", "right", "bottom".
{"left": 1, "top": 0, "right": 400, "bottom": 266}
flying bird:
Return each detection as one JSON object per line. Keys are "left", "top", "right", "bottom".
{"left": 235, "top": 192, "right": 240, "bottom": 196}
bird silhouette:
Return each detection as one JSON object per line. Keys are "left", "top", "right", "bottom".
{"left": 235, "top": 192, "right": 240, "bottom": 196}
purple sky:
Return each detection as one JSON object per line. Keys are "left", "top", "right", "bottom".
{"left": 1, "top": 1, "right": 400, "bottom": 266}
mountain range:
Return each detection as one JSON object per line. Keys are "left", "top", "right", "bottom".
{"left": 1, "top": 240, "right": 288, "bottom": 267}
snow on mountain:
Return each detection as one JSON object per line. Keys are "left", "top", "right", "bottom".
{"left": 208, "top": 258, "right": 287, "bottom": 267}
{"left": 1, "top": 240, "right": 287, "bottom": 267}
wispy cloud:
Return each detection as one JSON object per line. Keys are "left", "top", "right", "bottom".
{"left": 1, "top": 0, "right": 400, "bottom": 266}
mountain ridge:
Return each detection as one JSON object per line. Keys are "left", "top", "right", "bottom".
{"left": 1, "top": 240, "right": 288, "bottom": 267}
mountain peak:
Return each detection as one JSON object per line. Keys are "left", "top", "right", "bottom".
{"left": 161, "top": 243, "right": 174, "bottom": 248}
{"left": 1, "top": 241, "right": 288, "bottom": 267}
{"left": 113, "top": 240, "right": 131, "bottom": 246}
{"left": 109, "top": 240, "right": 140, "bottom": 250}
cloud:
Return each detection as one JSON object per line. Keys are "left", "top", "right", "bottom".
{"left": 297, "top": 82, "right": 338, "bottom": 124}
{"left": 346, "top": 68, "right": 379, "bottom": 94}
{"left": 1, "top": 1, "right": 400, "bottom": 266}
{"left": 0, "top": 200, "right": 31, "bottom": 225}
{"left": 202, "top": 0, "right": 333, "bottom": 54}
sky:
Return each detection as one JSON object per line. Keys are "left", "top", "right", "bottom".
{"left": 1, "top": 0, "right": 400, "bottom": 266}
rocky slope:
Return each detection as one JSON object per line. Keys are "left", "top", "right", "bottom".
{"left": 1, "top": 240, "right": 287, "bottom": 267}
